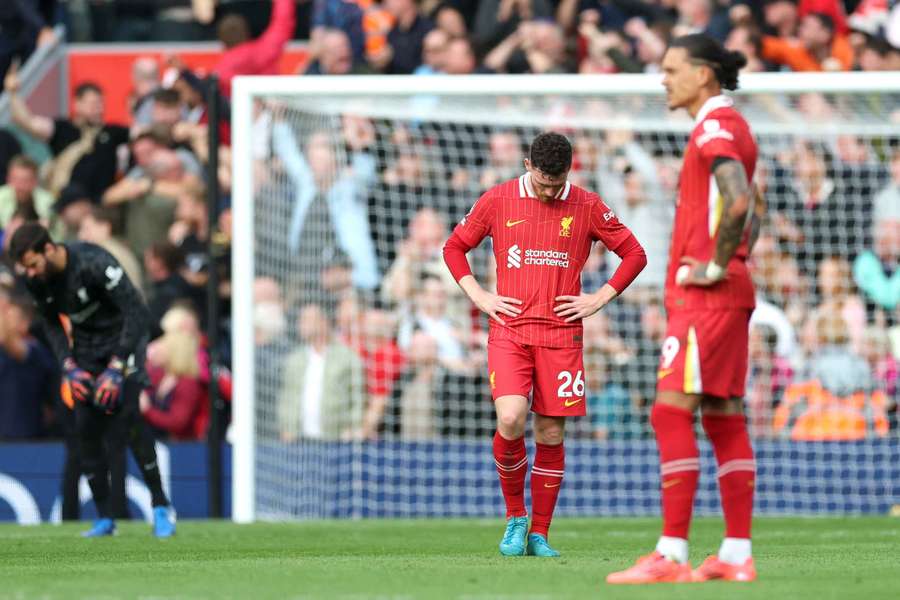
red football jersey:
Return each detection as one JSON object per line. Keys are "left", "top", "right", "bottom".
{"left": 453, "top": 174, "right": 633, "bottom": 348}
{"left": 665, "top": 95, "right": 758, "bottom": 313}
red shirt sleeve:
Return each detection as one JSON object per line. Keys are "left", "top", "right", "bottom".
{"left": 589, "top": 195, "right": 631, "bottom": 250}
{"left": 442, "top": 191, "right": 495, "bottom": 282}
{"left": 606, "top": 233, "right": 647, "bottom": 294}
{"left": 143, "top": 378, "right": 205, "bottom": 438}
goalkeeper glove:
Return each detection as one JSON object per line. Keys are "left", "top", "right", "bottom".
{"left": 62, "top": 358, "right": 94, "bottom": 404}
{"left": 94, "top": 357, "right": 125, "bottom": 411}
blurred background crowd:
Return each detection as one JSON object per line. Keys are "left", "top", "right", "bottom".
{"left": 0, "top": 0, "right": 898, "bottom": 447}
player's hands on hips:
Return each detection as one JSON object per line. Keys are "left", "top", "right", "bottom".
{"left": 473, "top": 288, "right": 522, "bottom": 325}
{"left": 554, "top": 284, "right": 618, "bottom": 322}
{"left": 94, "top": 357, "right": 125, "bottom": 411}
{"left": 63, "top": 358, "right": 94, "bottom": 404}
{"left": 677, "top": 256, "right": 726, "bottom": 287}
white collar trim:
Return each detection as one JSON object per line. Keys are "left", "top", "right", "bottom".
{"left": 519, "top": 173, "right": 571, "bottom": 200}
{"left": 695, "top": 94, "right": 733, "bottom": 124}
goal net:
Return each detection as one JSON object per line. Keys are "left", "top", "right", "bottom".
{"left": 231, "top": 74, "right": 900, "bottom": 522}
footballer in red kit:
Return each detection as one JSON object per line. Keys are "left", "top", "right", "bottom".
{"left": 444, "top": 132, "right": 647, "bottom": 557}
{"left": 607, "top": 35, "right": 766, "bottom": 585}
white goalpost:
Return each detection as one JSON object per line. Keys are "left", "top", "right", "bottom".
{"left": 232, "top": 72, "right": 900, "bottom": 523}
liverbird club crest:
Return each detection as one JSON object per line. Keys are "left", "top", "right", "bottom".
{"left": 559, "top": 216, "right": 573, "bottom": 237}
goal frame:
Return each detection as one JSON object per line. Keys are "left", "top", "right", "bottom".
{"left": 231, "top": 71, "right": 900, "bottom": 523}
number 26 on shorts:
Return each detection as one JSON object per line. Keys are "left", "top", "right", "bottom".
{"left": 557, "top": 370, "right": 585, "bottom": 398}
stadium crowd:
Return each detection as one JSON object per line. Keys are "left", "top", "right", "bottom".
{"left": 0, "top": 0, "right": 899, "bottom": 446}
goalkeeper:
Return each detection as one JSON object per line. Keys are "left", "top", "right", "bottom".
{"left": 10, "top": 223, "right": 175, "bottom": 538}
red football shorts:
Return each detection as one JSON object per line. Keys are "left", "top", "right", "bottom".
{"left": 487, "top": 339, "right": 587, "bottom": 417}
{"left": 656, "top": 308, "right": 752, "bottom": 400}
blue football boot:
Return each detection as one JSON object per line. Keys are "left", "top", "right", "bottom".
{"left": 526, "top": 533, "right": 560, "bottom": 557}
{"left": 82, "top": 518, "right": 116, "bottom": 538}
{"left": 153, "top": 506, "right": 176, "bottom": 538}
{"left": 499, "top": 516, "right": 528, "bottom": 556}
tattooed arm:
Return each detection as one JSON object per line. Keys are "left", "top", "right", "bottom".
{"left": 747, "top": 182, "right": 766, "bottom": 254}
{"left": 678, "top": 157, "right": 752, "bottom": 287}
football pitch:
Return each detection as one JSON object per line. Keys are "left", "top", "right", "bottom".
{"left": 1, "top": 517, "right": 897, "bottom": 600}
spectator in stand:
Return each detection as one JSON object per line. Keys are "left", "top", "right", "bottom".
{"left": 144, "top": 241, "right": 197, "bottom": 339}
{"left": 854, "top": 219, "right": 900, "bottom": 320}
{"left": 130, "top": 56, "right": 161, "bottom": 126}
{"left": 873, "top": 146, "right": 900, "bottom": 226}
{"left": 745, "top": 324, "right": 794, "bottom": 437}
{"left": 861, "top": 327, "right": 898, "bottom": 422}
{"left": 0, "top": 0, "right": 54, "bottom": 84}
{"left": 150, "top": 88, "right": 186, "bottom": 132}
{"left": 169, "top": 184, "right": 211, "bottom": 296}
{"left": 763, "top": 0, "right": 800, "bottom": 39}
{"left": 0, "top": 128, "right": 23, "bottom": 183}
{"left": 725, "top": 24, "right": 769, "bottom": 72}
{"left": 305, "top": 27, "right": 373, "bottom": 75}
{"left": 78, "top": 205, "right": 143, "bottom": 295}
{"left": 213, "top": 0, "right": 296, "bottom": 97}
{"left": 434, "top": 4, "right": 468, "bottom": 38}
{"left": 858, "top": 35, "right": 900, "bottom": 70}
{"left": 444, "top": 36, "right": 480, "bottom": 74}
{"left": 374, "top": 0, "right": 433, "bottom": 74}
{"left": 798, "top": 0, "right": 849, "bottom": 35}
{"left": 762, "top": 12, "right": 853, "bottom": 71}
{"left": 479, "top": 131, "right": 524, "bottom": 190}
{"left": 311, "top": 0, "right": 367, "bottom": 63}
{"left": 385, "top": 330, "right": 441, "bottom": 439}
{"left": 277, "top": 303, "right": 365, "bottom": 441}
{"left": 254, "top": 277, "right": 291, "bottom": 441}
{"left": 0, "top": 287, "right": 56, "bottom": 440}
{"left": 5, "top": 71, "right": 129, "bottom": 200}
{"left": 397, "top": 273, "right": 469, "bottom": 374}
{"left": 357, "top": 307, "right": 406, "bottom": 439}
{"left": 141, "top": 305, "right": 209, "bottom": 441}
{"left": 381, "top": 207, "right": 465, "bottom": 321}
{"left": 816, "top": 256, "right": 867, "bottom": 350}
{"left": 271, "top": 116, "right": 380, "bottom": 293}
{"left": 675, "top": 0, "right": 731, "bottom": 41}
{"left": 107, "top": 145, "right": 201, "bottom": 262}
{"left": 484, "top": 19, "right": 573, "bottom": 74}
{"left": 472, "top": 0, "right": 554, "bottom": 57}
{"left": 0, "top": 155, "right": 58, "bottom": 236}
{"left": 775, "top": 310, "right": 888, "bottom": 440}
{"left": 52, "top": 183, "right": 94, "bottom": 241}
{"left": 414, "top": 28, "right": 450, "bottom": 74}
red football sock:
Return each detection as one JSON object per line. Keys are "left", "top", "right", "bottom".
{"left": 530, "top": 442, "right": 564, "bottom": 537}
{"left": 651, "top": 403, "right": 700, "bottom": 539}
{"left": 493, "top": 431, "right": 527, "bottom": 518}
{"left": 702, "top": 414, "right": 755, "bottom": 539}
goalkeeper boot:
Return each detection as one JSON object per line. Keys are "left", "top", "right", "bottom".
{"left": 499, "top": 516, "right": 528, "bottom": 556}
{"left": 153, "top": 506, "right": 176, "bottom": 538}
{"left": 606, "top": 551, "right": 692, "bottom": 584}
{"left": 692, "top": 556, "right": 756, "bottom": 582}
{"left": 526, "top": 533, "right": 560, "bottom": 557}
{"left": 82, "top": 518, "right": 116, "bottom": 538}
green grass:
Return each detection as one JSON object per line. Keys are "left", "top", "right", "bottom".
{"left": 1, "top": 517, "right": 898, "bottom": 600}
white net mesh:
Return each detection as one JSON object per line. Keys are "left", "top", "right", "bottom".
{"left": 235, "top": 76, "right": 900, "bottom": 520}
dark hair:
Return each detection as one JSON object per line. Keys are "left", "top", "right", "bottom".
{"left": 8, "top": 291, "right": 35, "bottom": 322}
{"left": 74, "top": 82, "right": 102, "bottom": 99}
{"left": 147, "top": 241, "right": 183, "bottom": 273}
{"left": 529, "top": 132, "right": 572, "bottom": 177}
{"left": 89, "top": 205, "right": 122, "bottom": 232}
{"left": 669, "top": 34, "right": 747, "bottom": 91}
{"left": 218, "top": 14, "right": 250, "bottom": 48}
{"left": 153, "top": 88, "right": 181, "bottom": 107}
{"left": 807, "top": 12, "right": 835, "bottom": 35}
{"left": 13, "top": 200, "right": 39, "bottom": 222}
{"left": 9, "top": 222, "right": 53, "bottom": 262}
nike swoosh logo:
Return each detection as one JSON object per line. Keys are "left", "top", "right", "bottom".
{"left": 657, "top": 368, "right": 674, "bottom": 380}
{"left": 662, "top": 478, "right": 681, "bottom": 489}
{"left": 506, "top": 219, "right": 527, "bottom": 227}
{"left": 564, "top": 398, "right": 583, "bottom": 407}
{"left": 543, "top": 483, "right": 560, "bottom": 488}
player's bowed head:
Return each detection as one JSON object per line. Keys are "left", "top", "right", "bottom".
{"left": 8, "top": 222, "right": 66, "bottom": 282}
{"left": 524, "top": 131, "right": 572, "bottom": 204}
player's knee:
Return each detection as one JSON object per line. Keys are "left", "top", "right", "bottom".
{"left": 535, "top": 428, "right": 563, "bottom": 446}
{"left": 496, "top": 411, "right": 526, "bottom": 436}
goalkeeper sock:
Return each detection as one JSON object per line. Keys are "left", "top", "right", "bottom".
{"left": 131, "top": 424, "right": 170, "bottom": 507}
{"left": 493, "top": 431, "right": 527, "bottom": 518}
{"left": 529, "top": 442, "right": 564, "bottom": 537}
{"left": 651, "top": 403, "right": 699, "bottom": 540}
{"left": 702, "top": 413, "right": 755, "bottom": 542}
